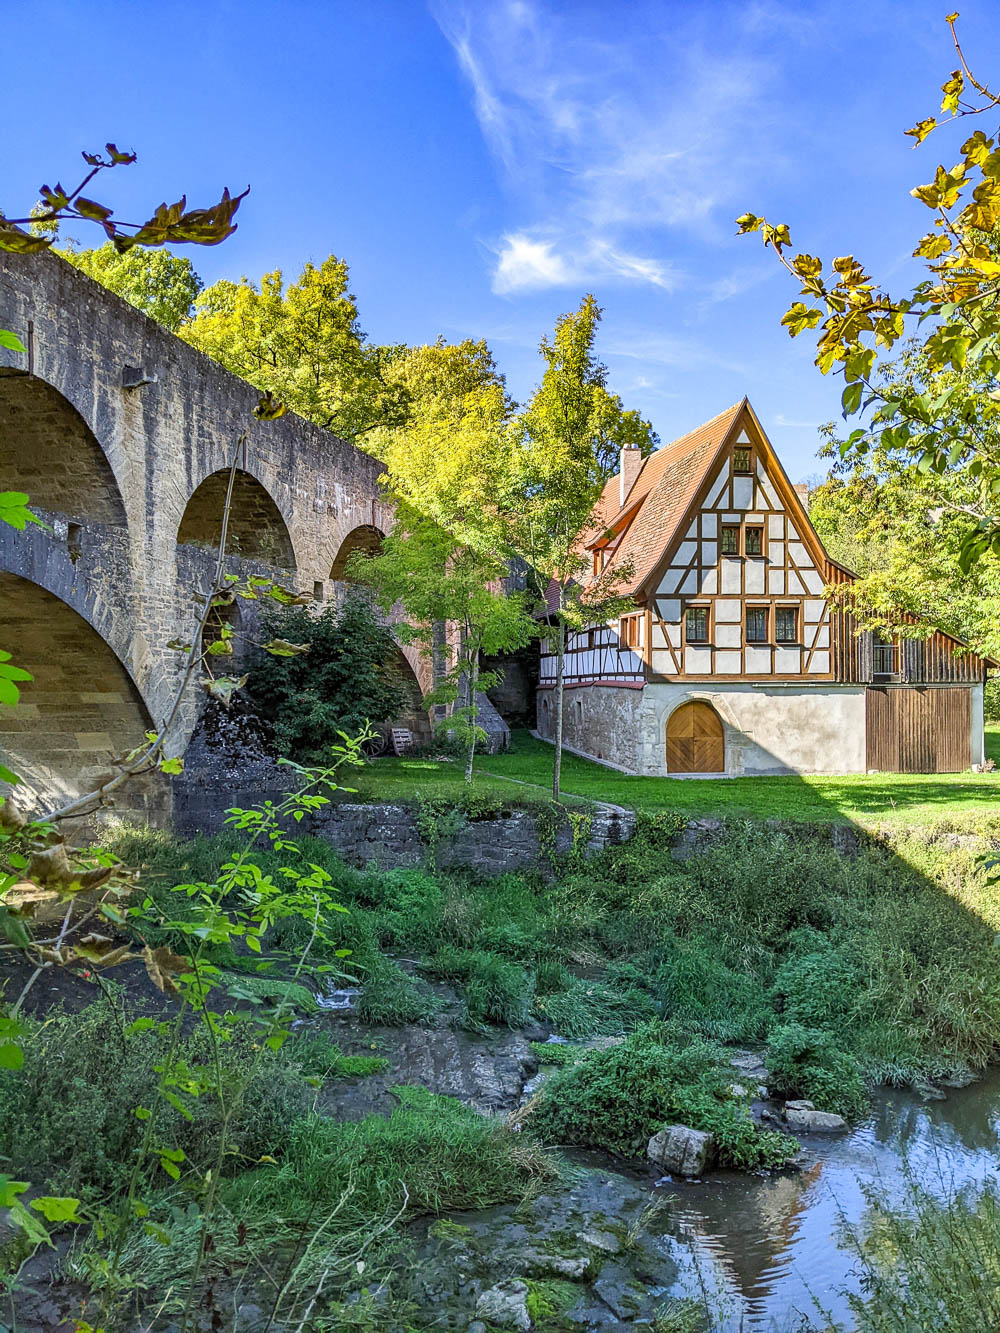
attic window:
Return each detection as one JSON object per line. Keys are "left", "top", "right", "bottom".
{"left": 775, "top": 606, "right": 798, "bottom": 642}
{"left": 745, "top": 526, "right": 763, "bottom": 556}
{"left": 721, "top": 525, "right": 740, "bottom": 556}
{"left": 593, "top": 548, "right": 608, "bottom": 576}
{"left": 733, "top": 446, "right": 752, "bottom": 473}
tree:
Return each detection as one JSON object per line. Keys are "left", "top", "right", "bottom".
{"left": 348, "top": 504, "right": 535, "bottom": 780}
{"left": 58, "top": 242, "right": 203, "bottom": 331}
{"left": 247, "top": 591, "right": 407, "bottom": 764}
{"left": 737, "top": 13, "right": 1000, "bottom": 573}
{"left": 497, "top": 296, "right": 657, "bottom": 801}
{"left": 357, "top": 337, "right": 533, "bottom": 778}
{"left": 180, "top": 257, "right": 409, "bottom": 439}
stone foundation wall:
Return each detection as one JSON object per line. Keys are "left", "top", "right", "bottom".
{"left": 538, "top": 681, "right": 868, "bottom": 776}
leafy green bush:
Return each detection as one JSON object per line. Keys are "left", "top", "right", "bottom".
{"left": 767, "top": 1022, "right": 869, "bottom": 1119}
{"left": 528, "top": 1023, "right": 795, "bottom": 1168}
{"left": 247, "top": 591, "right": 408, "bottom": 762}
{"left": 769, "top": 931, "right": 861, "bottom": 1031}
{"left": 0, "top": 1000, "right": 312, "bottom": 1197}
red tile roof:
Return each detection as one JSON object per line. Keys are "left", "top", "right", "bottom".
{"left": 588, "top": 400, "right": 744, "bottom": 596}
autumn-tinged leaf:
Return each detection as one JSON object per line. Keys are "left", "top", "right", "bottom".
{"left": 201, "top": 674, "right": 249, "bottom": 706}
{"left": 142, "top": 944, "right": 188, "bottom": 996}
{"left": 254, "top": 390, "right": 287, "bottom": 420}
{"left": 0, "top": 224, "right": 53, "bottom": 254}
{"left": 905, "top": 116, "right": 937, "bottom": 144}
{"left": 262, "top": 639, "right": 311, "bottom": 657}
{"left": 27, "top": 843, "right": 112, "bottom": 892}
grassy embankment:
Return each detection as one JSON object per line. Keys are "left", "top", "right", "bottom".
{"left": 345, "top": 724, "right": 1000, "bottom": 830}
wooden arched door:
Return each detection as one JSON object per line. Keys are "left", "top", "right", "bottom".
{"left": 666, "top": 701, "right": 724, "bottom": 774}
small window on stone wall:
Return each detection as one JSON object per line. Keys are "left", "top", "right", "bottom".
{"left": 575, "top": 698, "right": 583, "bottom": 722}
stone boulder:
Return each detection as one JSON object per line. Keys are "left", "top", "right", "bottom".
{"left": 646, "top": 1124, "right": 716, "bottom": 1176}
{"left": 782, "top": 1100, "right": 847, "bottom": 1132}
{"left": 475, "top": 1279, "right": 532, "bottom": 1331}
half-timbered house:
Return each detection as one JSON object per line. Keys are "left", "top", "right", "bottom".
{"left": 536, "top": 398, "right": 995, "bottom": 775}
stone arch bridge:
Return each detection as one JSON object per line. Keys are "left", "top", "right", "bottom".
{"left": 0, "top": 253, "right": 431, "bottom": 818}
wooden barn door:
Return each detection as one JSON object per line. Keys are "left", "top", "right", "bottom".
{"left": 866, "top": 687, "right": 971, "bottom": 773}
{"left": 666, "top": 701, "right": 725, "bottom": 774}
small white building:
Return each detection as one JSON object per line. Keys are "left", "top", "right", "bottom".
{"left": 537, "top": 399, "right": 994, "bottom": 776}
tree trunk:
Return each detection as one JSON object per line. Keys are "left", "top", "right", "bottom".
{"left": 464, "top": 650, "right": 480, "bottom": 783}
{"left": 553, "top": 616, "right": 565, "bottom": 803}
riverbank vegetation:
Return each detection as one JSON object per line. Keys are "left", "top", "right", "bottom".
{"left": 2, "top": 807, "right": 999, "bottom": 1323}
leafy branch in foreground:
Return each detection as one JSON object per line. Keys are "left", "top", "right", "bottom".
{"left": 738, "top": 12, "right": 1000, "bottom": 571}
{"left": 1, "top": 142, "right": 248, "bottom": 255}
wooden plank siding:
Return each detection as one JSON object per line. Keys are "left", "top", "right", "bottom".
{"left": 866, "top": 686, "right": 972, "bottom": 772}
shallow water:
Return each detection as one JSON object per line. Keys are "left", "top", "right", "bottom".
{"left": 655, "top": 1068, "right": 1000, "bottom": 1330}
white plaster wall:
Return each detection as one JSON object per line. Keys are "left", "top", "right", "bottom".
{"left": 971, "top": 683, "right": 985, "bottom": 766}
{"left": 636, "top": 683, "right": 868, "bottom": 776}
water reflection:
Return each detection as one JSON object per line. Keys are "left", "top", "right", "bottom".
{"left": 653, "top": 1069, "right": 1000, "bottom": 1330}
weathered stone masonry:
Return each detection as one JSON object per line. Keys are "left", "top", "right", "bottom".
{"left": 0, "top": 252, "right": 431, "bottom": 815}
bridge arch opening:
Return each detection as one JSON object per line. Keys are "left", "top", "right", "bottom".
{"left": 177, "top": 470, "right": 296, "bottom": 571}
{"left": 329, "top": 525, "right": 385, "bottom": 582}
{"left": 0, "top": 374, "right": 127, "bottom": 525}
{"left": 388, "top": 645, "right": 431, "bottom": 743}
{"left": 0, "top": 572, "right": 152, "bottom": 811}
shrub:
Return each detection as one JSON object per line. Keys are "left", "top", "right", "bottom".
{"left": 528, "top": 1023, "right": 795, "bottom": 1168}
{"left": 247, "top": 591, "right": 408, "bottom": 762}
{"left": 767, "top": 1022, "right": 869, "bottom": 1119}
{"left": 0, "top": 999, "right": 313, "bottom": 1197}
{"left": 769, "top": 933, "right": 861, "bottom": 1031}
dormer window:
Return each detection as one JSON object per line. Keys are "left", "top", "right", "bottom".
{"left": 733, "top": 446, "right": 752, "bottom": 473}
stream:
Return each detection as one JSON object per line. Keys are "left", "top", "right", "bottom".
{"left": 654, "top": 1066, "right": 1000, "bottom": 1329}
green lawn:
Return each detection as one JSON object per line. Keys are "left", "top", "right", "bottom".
{"left": 349, "top": 726, "right": 1000, "bottom": 829}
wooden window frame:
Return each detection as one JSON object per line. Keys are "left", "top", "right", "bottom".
{"left": 684, "top": 603, "right": 711, "bottom": 645}
{"left": 720, "top": 524, "right": 741, "bottom": 556}
{"left": 619, "top": 613, "right": 641, "bottom": 649}
{"left": 733, "top": 445, "right": 753, "bottom": 474}
{"left": 745, "top": 604, "right": 770, "bottom": 644}
{"left": 744, "top": 525, "right": 764, "bottom": 556}
{"left": 775, "top": 605, "right": 799, "bottom": 644}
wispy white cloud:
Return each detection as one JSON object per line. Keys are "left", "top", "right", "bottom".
{"left": 772, "top": 412, "right": 820, "bottom": 429}
{"left": 432, "top": 0, "right": 780, "bottom": 295}
{"left": 492, "top": 231, "right": 680, "bottom": 294}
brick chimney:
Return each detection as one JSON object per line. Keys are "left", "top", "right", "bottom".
{"left": 793, "top": 482, "right": 810, "bottom": 512}
{"left": 619, "top": 445, "right": 643, "bottom": 508}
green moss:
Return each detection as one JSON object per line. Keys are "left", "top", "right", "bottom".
{"left": 530, "top": 1041, "right": 590, "bottom": 1068}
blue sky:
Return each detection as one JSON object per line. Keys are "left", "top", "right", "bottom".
{"left": 5, "top": 0, "right": 999, "bottom": 480}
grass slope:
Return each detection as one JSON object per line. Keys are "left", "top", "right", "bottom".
{"left": 347, "top": 726, "right": 1000, "bottom": 829}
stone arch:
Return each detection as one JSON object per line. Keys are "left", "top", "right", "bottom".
{"left": 388, "top": 645, "right": 431, "bottom": 743}
{"left": 0, "top": 572, "right": 153, "bottom": 811}
{"left": 0, "top": 373, "right": 127, "bottom": 525}
{"left": 178, "top": 469, "right": 296, "bottom": 571}
{"left": 665, "top": 698, "right": 725, "bottom": 774}
{"left": 329, "top": 525, "right": 385, "bottom": 581}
